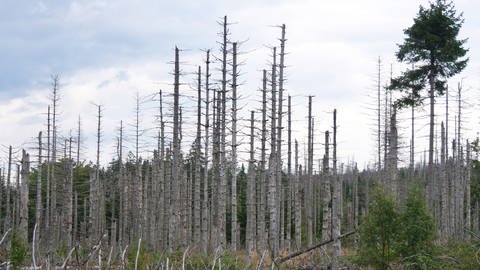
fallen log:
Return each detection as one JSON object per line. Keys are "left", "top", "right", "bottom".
{"left": 275, "top": 230, "right": 356, "bottom": 264}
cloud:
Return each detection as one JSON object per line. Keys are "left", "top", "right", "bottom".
{"left": 0, "top": 0, "right": 479, "bottom": 168}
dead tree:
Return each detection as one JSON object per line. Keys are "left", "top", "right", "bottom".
{"left": 257, "top": 69, "right": 268, "bottom": 251}
{"left": 19, "top": 149, "right": 30, "bottom": 242}
{"left": 35, "top": 132, "right": 42, "bottom": 245}
{"left": 246, "top": 111, "right": 256, "bottom": 253}
{"left": 194, "top": 66, "right": 202, "bottom": 249}
{"left": 202, "top": 50, "right": 211, "bottom": 253}
{"left": 268, "top": 47, "right": 279, "bottom": 256}
{"left": 286, "top": 95, "right": 292, "bottom": 250}
{"left": 170, "top": 46, "right": 181, "bottom": 249}
{"left": 231, "top": 42, "right": 239, "bottom": 251}
{"left": 50, "top": 75, "right": 59, "bottom": 248}
{"left": 4, "top": 146, "right": 12, "bottom": 233}
{"left": 306, "top": 96, "right": 313, "bottom": 246}
{"left": 294, "top": 139, "right": 301, "bottom": 249}
{"left": 332, "top": 109, "right": 341, "bottom": 269}
{"left": 218, "top": 15, "right": 229, "bottom": 249}
{"left": 277, "top": 24, "right": 286, "bottom": 250}
{"left": 322, "top": 131, "right": 331, "bottom": 242}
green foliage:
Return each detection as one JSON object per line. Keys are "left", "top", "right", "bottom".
{"left": 436, "top": 241, "right": 480, "bottom": 270}
{"left": 9, "top": 231, "right": 29, "bottom": 270}
{"left": 389, "top": 0, "right": 468, "bottom": 108}
{"left": 359, "top": 188, "right": 400, "bottom": 270}
{"left": 398, "top": 185, "right": 436, "bottom": 269}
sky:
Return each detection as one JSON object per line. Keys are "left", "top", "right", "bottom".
{"left": 0, "top": 0, "right": 479, "bottom": 169}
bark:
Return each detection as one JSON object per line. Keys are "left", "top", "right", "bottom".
{"left": 19, "top": 150, "right": 30, "bottom": 242}
{"left": 35, "top": 132, "right": 42, "bottom": 245}
{"left": 277, "top": 24, "right": 286, "bottom": 250}
{"left": 332, "top": 109, "right": 341, "bottom": 269}
{"left": 306, "top": 96, "right": 313, "bottom": 246}
{"left": 257, "top": 69, "right": 268, "bottom": 251}
{"left": 231, "top": 42, "right": 238, "bottom": 251}
{"left": 194, "top": 66, "right": 202, "bottom": 249}
{"left": 202, "top": 50, "right": 211, "bottom": 253}
{"left": 286, "top": 95, "right": 292, "bottom": 251}
{"left": 294, "top": 140, "right": 302, "bottom": 249}
{"left": 170, "top": 47, "right": 181, "bottom": 249}
{"left": 268, "top": 47, "right": 279, "bottom": 256}
{"left": 322, "top": 131, "right": 331, "bottom": 242}
{"left": 377, "top": 58, "right": 382, "bottom": 171}
{"left": 51, "top": 76, "right": 59, "bottom": 248}
{"left": 246, "top": 111, "right": 256, "bottom": 253}
{"left": 219, "top": 15, "right": 228, "bottom": 249}
{"left": 466, "top": 141, "right": 471, "bottom": 239}
{"left": 4, "top": 146, "right": 12, "bottom": 234}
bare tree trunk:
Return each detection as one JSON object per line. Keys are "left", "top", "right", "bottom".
{"left": 219, "top": 15, "right": 228, "bottom": 249}
{"left": 45, "top": 106, "right": 51, "bottom": 243}
{"left": 35, "top": 132, "right": 43, "bottom": 245}
{"left": 466, "top": 141, "right": 471, "bottom": 239}
{"left": 286, "top": 95, "right": 292, "bottom": 251}
{"left": 294, "top": 140, "right": 301, "bottom": 250}
{"left": 231, "top": 42, "right": 238, "bottom": 251}
{"left": 428, "top": 74, "right": 435, "bottom": 208}
{"left": 332, "top": 109, "right": 341, "bottom": 269}
{"left": 377, "top": 58, "right": 382, "bottom": 171}
{"left": 4, "top": 146, "right": 12, "bottom": 234}
{"left": 51, "top": 76, "right": 59, "bottom": 249}
{"left": 194, "top": 66, "right": 202, "bottom": 249}
{"left": 440, "top": 122, "right": 448, "bottom": 240}
{"left": 322, "top": 131, "right": 331, "bottom": 242}
{"left": 268, "top": 47, "right": 279, "bottom": 256}
{"left": 306, "top": 96, "right": 313, "bottom": 246}
{"left": 19, "top": 150, "right": 30, "bottom": 242}
{"left": 257, "top": 70, "right": 268, "bottom": 252}
{"left": 246, "top": 111, "right": 256, "bottom": 254}
{"left": 277, "top": 24, "right": 286, "bottom": 250}
{"left": 64, "top": 138, "right": 73, "bottom": 247}
{"left": 202, "top": 51, "right": 211, "bottom": 253}
{"left": 170, "top": 47, "right": 181, "bottom": 249}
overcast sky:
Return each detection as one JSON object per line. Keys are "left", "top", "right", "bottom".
{"left": 0, "top": 0, "right": 479, "bottom": 169}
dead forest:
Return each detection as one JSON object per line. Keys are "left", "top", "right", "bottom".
{"left": 0, "top": 15, "right": 479, "bottom": 269}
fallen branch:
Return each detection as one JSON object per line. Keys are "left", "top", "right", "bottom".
{"left": 57, "top": 247, "right": 76, "bottom": 269}
{"left": 32, "top": 224, "right": 38, "bottom": 269}
{"left": 80, "top": 233, "right": 107, "bottom": 266}
{"left": 182, "top": 246, "right": 190, "bottom": 270}
{"left": 464, "top": 227, "right": 480, "bottom": 240}
{"left": 0, "top": 228, "right": 11, "bottom": 246}
{"left": 135, "top": 238, "right": 142, "bottom": 270}
{"left": 275, "top": 231, "right": 356, "bottom": 264}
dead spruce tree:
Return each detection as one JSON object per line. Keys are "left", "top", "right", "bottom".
{"left": 202, "top": 50, "right": 211, "bottom": 253}
{"left": 246, "top": 110, "right": 256, "bottom": 253}
{"left": 257, "top": 69, "right": 268, "bottom": 252}
{"left": 231, "top": 42, "right": 239, "bottom": 251}
{"left": 194, "top": 66, "right": 202, "bottom": 250}
{"left": 268, "top": 46, "right": 279, "bottom": 256}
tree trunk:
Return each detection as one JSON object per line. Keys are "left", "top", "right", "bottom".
{"left": 202, "top": 50, "right": 211, "bottom": 253}
{"left": 332, "top": 109, "right": 341, "bottom": 269}
{"left": 194, "top": 66, "right": 202, "bottom": 249}
{"left": 246, "top": 111, "right": 256, "bottom": 253}
{"left": 257, "top": 69, "right": 268, "bottom": 252}
{"left": 231, "top": 42, "right": 238, "bottom": 251}
{"left": 268, "top": 47, "right": 279, "bottom": 256}
{"left": 170, "top": 47, "right": 181, "bottom": 249}
{"left": 35, "top": 132, "right": 42, "bottom": 245}
{"left": 19, "top": 150, "right": 30, "bottom": 242}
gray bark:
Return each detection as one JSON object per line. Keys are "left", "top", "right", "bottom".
{"left": 20, "top": 150, "right": 30, "bottom": 242}
{"left": 246, "top": 111, "right": 256, "bottom": 253}
{"left": 231, "top": 42, "right": 238, "bottom": 251}
{"left": 268, "top": 47, "right": 279, "bottom": 256}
